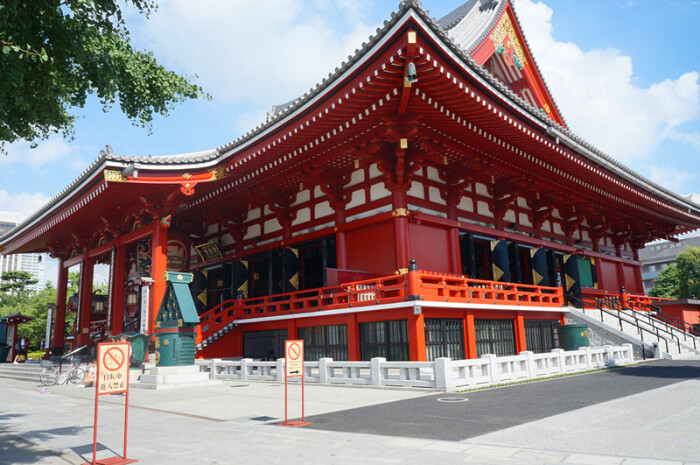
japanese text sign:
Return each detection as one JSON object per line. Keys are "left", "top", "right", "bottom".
{"left": 285, "top": 340, "right": 304, "bottom": 378}
{"left": 97, "top": 342, "right": 130, "bottom": 395}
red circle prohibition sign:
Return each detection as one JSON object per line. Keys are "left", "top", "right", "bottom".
{"left": 288, "top": 343, "right": 301, "bottom": 361}
{"left": 103, "top": 347, "right": 126, "bottom": 371}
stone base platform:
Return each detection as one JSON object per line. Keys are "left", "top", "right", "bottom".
{"left": 131, "top": 364, "right": 220, "bottom": 390}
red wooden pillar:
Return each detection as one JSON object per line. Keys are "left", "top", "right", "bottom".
{"left": 447, "top": 202, "right": 461, "bottom": 275}
{"left": 335, "top": 210, "right": 348, "bottom": 270}
{"left": 465, "top": 313, "right": 477, "bottom": 359}
{"left": 53, "top": 260, "right": 68, "bottom": 351}
{"left": 151, "top": 221, "right": 169, "bottom": 333}
{"left": 287, "top": 319, "right": 297, "bottom": 340}
{"left": 407, "top": 307, "right": 426, "bottom": 361}
{"left": 76, "top": 257, "right": 95, "bottom": 346}
{"left": 346, "top": 313, "right": 359, "bottom": 361}
{"left": 392, "top": 189, "right": 409, "bottom": 271}
{"left": 110, "top": 242, "right": 127, "bottom": 334}
{"left": 515, "top": 314, "right": 527, "bottom": 353}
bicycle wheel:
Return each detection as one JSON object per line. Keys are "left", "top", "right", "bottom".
{"left": 40, "top": 368, "right": 58, "bottom": 386}
{"left": 69, "top": 368, "right": 86, "bottom": 384}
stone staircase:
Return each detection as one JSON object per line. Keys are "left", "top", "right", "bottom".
{"left": 571, "top": 305, "right": 700, "bottom": 359}
{"left": 0, "top": 361, "right": 45, "bottom": 383}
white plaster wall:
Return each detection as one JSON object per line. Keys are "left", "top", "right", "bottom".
{"left": 315, "top": 200, "right": 333, "bottom": 218}
{"left": 477, "top": 201, "right": 493, "bottom": 217}
{"left": 221, "top": 233, "right": 234, "bottom": 247}
{"left": 426, "top": 167, "right": 442, "bottom": 183}
{"left": 408, "top": 180, "right": 424, "bottom": 199}
{"left": 346, "top": 189, "right": 365, "bottom": 209}
{"left": 458, "top": 197, "right": 473, "bottom": 212}
{"left": 246, "top": 208, "right": 261, "bottom": 222}
{"left": 292, "top": 207, "right": 311, "bottom": 226}
{"left": 291, "top": 189, "right": 311, "bottom": 206}
{"left": 244, "top": 223, "right": 261, "bottom": 240}
{"left": 370, "top": 183, "right": 391, "bottom": 201}
{"left": 519, "top": 212, "right": 532, "bottom": 227}
{"left": 346, "top": 168, "right": 365, "bottom": 187}
{"left": 368, "top": 163, "right": 381, "bottom": 179}
{"left": 428, "top": 186, "right": 445, "bottom": 205}
{"left": 264, "top": 218, "right": 282, "bottom": 234}
{"left": 475, "top": 183, "right": 490, "bottom": 197}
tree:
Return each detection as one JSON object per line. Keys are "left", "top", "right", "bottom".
{"left": 0, "top": 1, "right": 208, "bottom": 150}
{"left": 675, "top": 246, "right": 700, "bottom": 299}
{"left": 0, "top": 270, "right": 39, "bottom": 303}
{"left": 15, "top": 283, "right": 57, "bottom": 350}
{"left": 649, "top": 264, "right": 679, "bottom": 299}
{"left": 649, "top": 246, "right": 700, "bottom": 299}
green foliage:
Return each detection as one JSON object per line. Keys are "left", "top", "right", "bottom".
{"left": 649, "top": 264, "right": 679, "bottom": 299}
{"left": 675, "top": 246, "right": 700, "bottom": 299}
{"left": 0, "top": 270, "right": 39, "bottom": 303}
{"left": 0, "top": 282, "right": 55, "bottom": 350}
{"left": 0, "top": 0, "right": 209, "bottom": 149}
{"left": 648, "top": 246, "right": 700, "bottom": 299}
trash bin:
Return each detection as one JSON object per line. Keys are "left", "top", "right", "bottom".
{"left": 559, "top": 324, "right": 589, "bottom": 350}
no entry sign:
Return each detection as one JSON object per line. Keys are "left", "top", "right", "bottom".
{"left": 281, "top": 340, "right": 310, "bottom": 427}
{"left": 98, "top": 343, "right": 129, "bottom": 395}
{"left": 285, "top": 340, "right": 304, "bottom": 377}
{"left": 83, "top": 342, "right": 137, "bottom": 465}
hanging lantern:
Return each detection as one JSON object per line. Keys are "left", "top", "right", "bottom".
{"left": 406, "top": 61, "right": 418, "bottom": 84}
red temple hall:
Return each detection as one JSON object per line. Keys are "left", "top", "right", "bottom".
{"left": 2, "top": 0, "right": 699, "bottom": 362}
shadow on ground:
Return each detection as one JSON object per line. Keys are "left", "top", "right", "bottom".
{"left": 304, "top": 359, "right": 700, "bottom": 441}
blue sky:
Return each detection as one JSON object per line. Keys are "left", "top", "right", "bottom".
{"left": 1, "top": 0, "right": 699, "bottom": 223}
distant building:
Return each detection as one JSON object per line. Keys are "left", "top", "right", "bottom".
{"left": 0, "top": 211, "right": 46, "bottom": 293}
{"left": 639, "top": 234, "right": 700, "bottom": 294}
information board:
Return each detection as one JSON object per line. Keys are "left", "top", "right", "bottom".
{"left": 285, "top": 340, "right": 304, "bottom": 377}
{"left": 97, "top": 342, "right": 129, "bottom": 395}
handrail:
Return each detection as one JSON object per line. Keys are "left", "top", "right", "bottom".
{"left": 197, "top": 269, "right": 566, "bottom": 346}
{"left": 571, "top": 295, "right": 680, "bottom": 354}
{"left": 584, "top": 294, "right": 697, "bottom": 350}
{"left": 414, "top": 271, "right": 564, "bottom": 306}
{"left": 197, "top": 273, "right": 408, "bottom": 344}
{"left": 605, "top": 296, "right": 698, "bottom": 350}
{"left": 651, "top": 308, "right": 700, "bottom": 341}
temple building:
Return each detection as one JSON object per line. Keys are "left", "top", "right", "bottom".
{"left": 1, "top": 0, "right": 699, "bottom": 362}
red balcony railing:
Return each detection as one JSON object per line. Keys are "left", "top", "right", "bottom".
{"left": 196, "top": 269, "right": 565, "bottom": 345}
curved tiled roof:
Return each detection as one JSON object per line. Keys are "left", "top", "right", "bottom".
{"left": 437, "top": 0, "right": 568, "bottom": 127}
{"left": 1, "top": 0, "right": 698, "bottom": 245}
{"left": 437, "top": 0, "right": 504, "bottom": 53}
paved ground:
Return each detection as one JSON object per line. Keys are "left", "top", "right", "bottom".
{"left": 306, "top": 359, "right": 700, "bottom": 441}
{"left": 1, "top": 358, "right": 699, "bottom": 464}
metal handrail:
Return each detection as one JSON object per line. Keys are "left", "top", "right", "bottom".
{"left": 651, "top": 308, "right": 700, "bottom": 339}
{"left": 590, "top": 296, "right": 697, "bottom": 350}
{"left": 572, "top": 295, "right": 679, "bottom": 354}
{"left": 617, "top": 298, "right": 697, "bottom": 350}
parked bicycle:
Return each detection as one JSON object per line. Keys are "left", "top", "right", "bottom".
{"left": 39, "top": 346, "right": 88, "bottom": 386}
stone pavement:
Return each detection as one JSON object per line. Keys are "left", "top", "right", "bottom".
{"left": 1, "top": 358, "right": 699, "bottom": 464}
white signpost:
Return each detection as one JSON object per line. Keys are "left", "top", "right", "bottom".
{"left": 45, "top": 305, "right": 53, "bottom": 350}
{"left": 282, "top": 340, "right": 310, "bottom": 427}
{"left": 139, "top": 286, "right": 150, "bottom": 335}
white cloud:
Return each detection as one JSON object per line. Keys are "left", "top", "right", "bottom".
{"left": 0, "top": 190, "right": 52, "bottom": 218}
{"left": 0, "top": 137, "right": 73, "bottom": 168}
{"left": 135, "top": 0, "right": 378, "bottom": 130}
{"left": 648, "top": 165, "right": 698, "bottom": 193}
{"left": 514, "top": 1, "right": 700, "bottom": 164}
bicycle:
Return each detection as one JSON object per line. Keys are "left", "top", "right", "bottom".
{"left": 40, "top": 355, "right": 87, "bottom": 386}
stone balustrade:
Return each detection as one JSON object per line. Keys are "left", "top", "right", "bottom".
{"left": 196, "top": 344, "right": 634, "bottom": 391}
